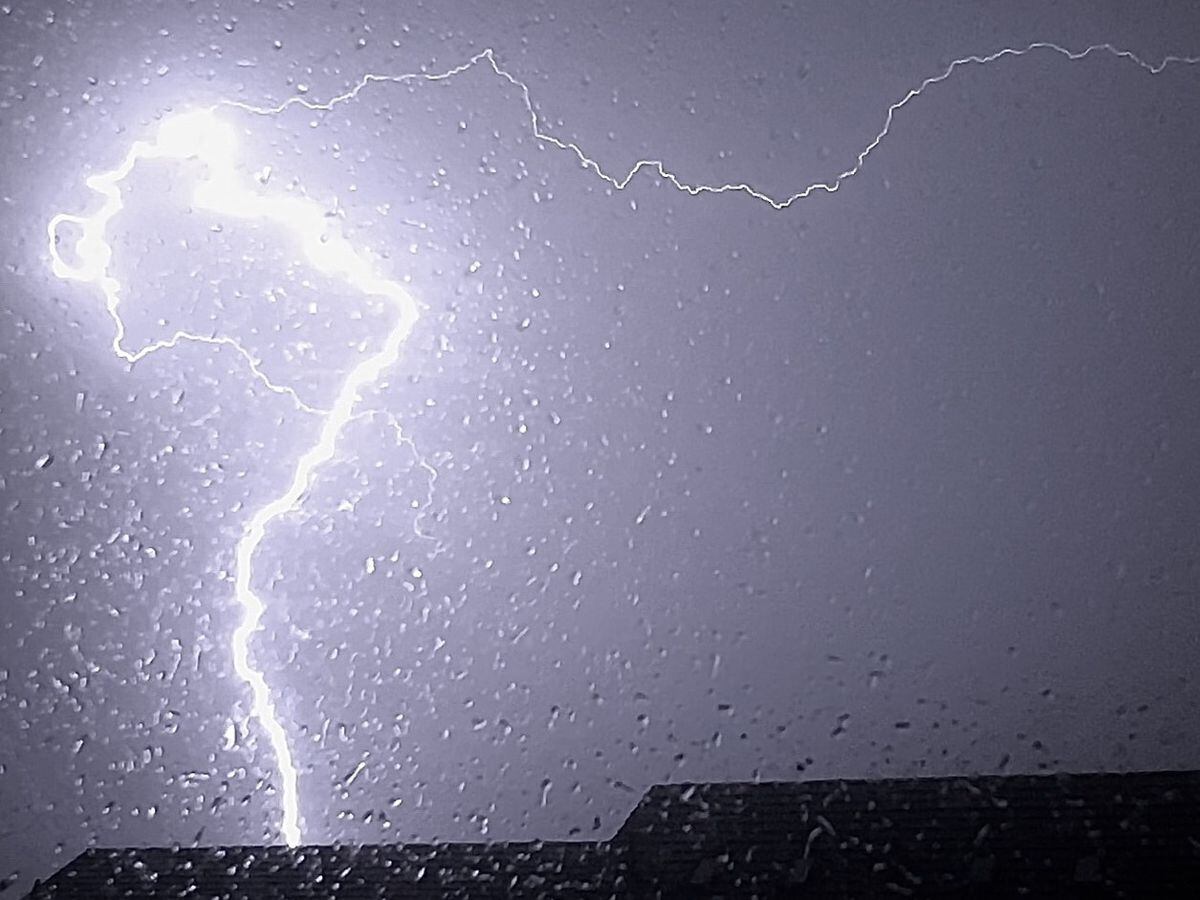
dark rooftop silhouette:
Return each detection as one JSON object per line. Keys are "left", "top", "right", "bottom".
{"left": 26, "top": 769, "right": 1200, "bottom": 898}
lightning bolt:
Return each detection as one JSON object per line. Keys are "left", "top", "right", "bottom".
{"left": 48, "top": 109, "right": 427, "bottom": 847}
{"left": 46, "top": 39, "right": 1196, "bottom": 847}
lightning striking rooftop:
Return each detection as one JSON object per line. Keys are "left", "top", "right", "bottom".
{"left": 48, "top": 108, "right": 426, "bottom": 847}
{"left": 45, "top": 40, "right": 1197, "bottom": 847}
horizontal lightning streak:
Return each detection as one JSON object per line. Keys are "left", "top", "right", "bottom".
{"left": 223, "top": 41, "right": 1199, "bottom": 209}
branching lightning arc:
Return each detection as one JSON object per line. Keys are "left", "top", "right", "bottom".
{"left": 46, "top": 111, "right": 429, "bottom": 847}
{"left": 45, "top": 40, "right": 1197, "bottom": 846}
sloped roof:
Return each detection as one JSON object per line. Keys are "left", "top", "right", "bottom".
{"left": 26, "top": 770, "right": 1200, "bottom": 898}
{"left": 24, "top": 842, "right": 626, "bottom": 899}
{"left": 617, "top": 769, "right": 1200, "bottom": 896}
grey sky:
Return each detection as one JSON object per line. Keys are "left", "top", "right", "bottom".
{"left": 3, "top": 1, "right": 1199, "bottom": 893}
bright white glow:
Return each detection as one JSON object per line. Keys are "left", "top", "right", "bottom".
{"left": 46, "top": 38, "right": 1197, "bottom": 848}
{"left": 47, "top": 111, "right": 322, "bottom": 415}
{"left": 48, "top": 107, "right": 429, "bottom": 847}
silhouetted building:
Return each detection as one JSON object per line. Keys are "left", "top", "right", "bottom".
{"left": 27, "top": 769, "right": 1200, "bottom": 898}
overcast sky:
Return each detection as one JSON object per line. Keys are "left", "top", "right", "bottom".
{"left": 3, "top": 1, "right": 1200, "bottom": 892}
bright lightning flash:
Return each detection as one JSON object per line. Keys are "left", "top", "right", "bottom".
{"left": 46, "top": 39, "right": 1197, "bottom": 849}
{"left": 48, "top": 107, "right": 424, "bottom": 847}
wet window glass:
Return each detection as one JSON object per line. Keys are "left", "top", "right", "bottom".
{"left": 3, "top": 2, "right": 1199, "bottom": 895}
